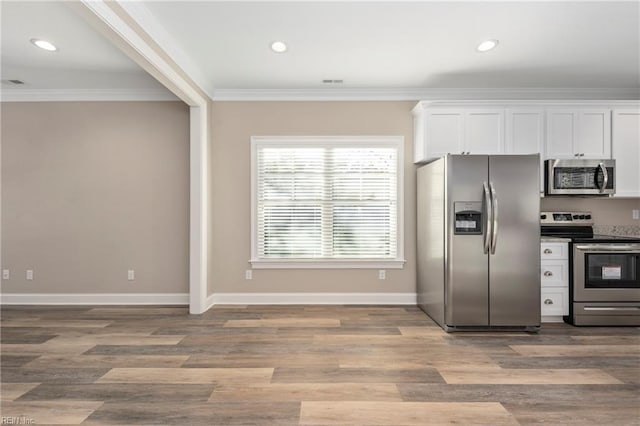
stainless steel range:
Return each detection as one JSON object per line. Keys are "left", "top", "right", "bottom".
{"left": 541, "top": 211, "right": 640, "bottom": 326}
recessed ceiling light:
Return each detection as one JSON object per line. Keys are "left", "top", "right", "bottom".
{"left": 30, "top": 38, "right": 58, "bottom": 52}
{"left": 270, "top": 41, "right": 287, "bottom": 53}
{"left": 477, "top": 39, "right": 498, "bottom": 52}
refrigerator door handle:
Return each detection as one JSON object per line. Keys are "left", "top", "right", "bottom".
{"left": 483, "top": 181, "right": 492, "bottom": 254}
{"left": 490, "top": 182, "right": 498, "bottom": 254}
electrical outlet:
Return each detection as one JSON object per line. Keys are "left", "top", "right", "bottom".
{"left": 378, "top": 269, "right": 386, "bottom": 280}
{"left": 2, "top": 269, "right": 9, "bottom": 280}
{"left": 26, "top": 270, "right": 33, "bottom": 280}
{"left": 128, "top": 270, "right": 135, "bottom": 281}
{"left": 633, "top": 209, "right": 639, "bottom": 220}
{"left": 245, "top": 269, "right": 252, "bottom": 280}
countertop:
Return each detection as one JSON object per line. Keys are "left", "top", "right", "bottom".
{"left": 541, "top": 236, "right": 571, "bottom": 243}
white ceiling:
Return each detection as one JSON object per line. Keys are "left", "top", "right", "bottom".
{"left": 1, "top": 1, "right": 639, "bottom": 101}
{"left": 0, "top": 1, "right": 174, "bottom": 98}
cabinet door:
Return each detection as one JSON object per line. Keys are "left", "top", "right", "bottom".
{"left": 578, "top": 109, "right": 611, "bottom": 159}
{"left": 541, "top": 288, "right": 569, "bottom": 317}
{"left": 464, "top": 109, "right": 505, "bottom": 154}
{"left": 612, "top": 109, "right": 640, "bottom": 197}
{"left": 425, "top": 110, "right": 464, "bottom": 159}
{"left": 506, "top": 108, "right": 544, "bottom": 191}
{"left": 546, "top": 109, "right": 577, "bottom": 159}
{"left": 541, "top": 260, "right": 569, "bottom": 288}
{"left": 541, "top": 242, "right": 568, "bottom": 260}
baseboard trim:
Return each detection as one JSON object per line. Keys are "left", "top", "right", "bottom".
{"left": 0, "top": 293, "right": 189, "bottom": 305}
{"left": 205, "top": 293, "right": 217, "bottom": 311}
{"left": 208, "top": 292, "right": 417, "bottom": 305}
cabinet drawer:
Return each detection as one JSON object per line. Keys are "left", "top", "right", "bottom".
{"left": 541, "top": 260, "right": 568, "bottom": 287}
{"left": 541, "top": 243, "right": 568, "bottom": 260}
{"left": 541, "top": 288, "right": 569, "bottom": 316}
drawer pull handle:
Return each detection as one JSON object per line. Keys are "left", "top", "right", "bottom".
{"left": 543, "top": 249, "right": 552, "bottom": 254}
{"left": 544, "top": 271, "right": 553, "bottom": 277}
{"left": 544, "top": 299, "right": 553, "bottom": 305}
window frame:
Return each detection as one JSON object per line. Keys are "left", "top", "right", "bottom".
{"left": 250, "top": 135, "right": 405, "bottom": 269}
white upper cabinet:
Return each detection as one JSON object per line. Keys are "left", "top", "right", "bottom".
{"left": 418, "top": 109, "right": 464, "bottom": 162}
{"left": 412, "top": 105, "right": 504, "bottom": 163}
{"left": 612, "top": 109, "right": 640, "bottom": 197}
{"left": 545, "top": 108, "right": 611, "bottom": 159}
{"left": 413, "top": 103, "right": 635, "bottom": 197}
{"left": 506, "top": 108, "right": 545, "bottom": 191}
{"left": 505, "top": 108, "right": 544, "bottom": 154}
{"left": 578, "top": 109, "right": 612, "bottom": 158}
{"left": 545, "top": 109, "right": 576, "bottom": 158}
{"left": 465, "top": 109, "right": 505, "bottom": 154}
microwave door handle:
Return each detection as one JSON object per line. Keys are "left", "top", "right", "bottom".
{"left": 599, "top": 162, "right": 609, "bottom": 193}
{"left": 490, "top": 182, "right": 498, "bottom": 255}
{"left": 483, "top": 182, "right": 492, "bottom": 254}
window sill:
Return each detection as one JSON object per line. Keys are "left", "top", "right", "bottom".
{"left": 249, "top": 259, "right": 406, "bottom": 270}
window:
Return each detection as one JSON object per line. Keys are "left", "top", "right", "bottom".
{"left": 251, "top": 136, "right": 404, "bottom": 269}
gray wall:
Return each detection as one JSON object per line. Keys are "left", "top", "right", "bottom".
{"left": 1, "top": 101, "right": 190, "bottom": 293}
{"left": 209, "top": 101, "right": 417, "bottom": 295}
{"left": 3, "top": 100, "right": 636, "bottom": 298}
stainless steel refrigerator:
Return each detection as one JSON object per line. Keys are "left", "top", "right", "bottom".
{"left": 417, "top": 154, "right": 540, "bottom": 331}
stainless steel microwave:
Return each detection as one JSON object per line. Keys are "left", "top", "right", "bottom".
{"left": 545, "top": 159, "right": 615, "bottom": 196}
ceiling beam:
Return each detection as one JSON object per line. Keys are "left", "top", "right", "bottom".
{"left": 68, "top": 0, "right": 210, "bottom": 314}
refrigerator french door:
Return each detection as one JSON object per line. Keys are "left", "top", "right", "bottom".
{"left": 417, "top": 154, "right": 540, "bottom": 331}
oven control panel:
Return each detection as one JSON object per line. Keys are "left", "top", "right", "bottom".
{"left": 540, "top": 211, "right": 593, "bottom": 226}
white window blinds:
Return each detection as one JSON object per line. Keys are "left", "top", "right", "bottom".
{"left": 252, "top": 137, "right": 402, "bottom": 265}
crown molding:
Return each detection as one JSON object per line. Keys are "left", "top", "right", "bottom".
{"left": 413, "top": 99, "right": 640, "bottom": 109}
{"left": 212, "top": 87, "right": 640, "bottom": 102}
{"left": 4, "top": 87, "right": 637, "bottom": 103}
{"left": 0, "top": 88, "right": 179, "bottom": 102}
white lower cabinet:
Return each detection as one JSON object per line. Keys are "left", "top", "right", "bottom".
{"left": 541, "top": 241, "right": 569, "bottom": 321}
{"left": 541, "top": 288, "right": 568, "bottom": 317}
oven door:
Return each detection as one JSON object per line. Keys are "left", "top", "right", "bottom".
{"left": 545, "top": 159, "right": 615, "bottom": 196}
{"left": 573, "top": 244, "right": 640, "bottom": 302}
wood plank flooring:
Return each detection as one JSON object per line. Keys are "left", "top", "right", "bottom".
{"left": 1, "top": 305, "right": 638, "bottom": 425}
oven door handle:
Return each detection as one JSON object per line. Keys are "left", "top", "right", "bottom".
{"left": 574, "top": 245, "right": 640, "bottom": 252}
{"left": 583, "top": 307, "right": 640, "bottom": 311}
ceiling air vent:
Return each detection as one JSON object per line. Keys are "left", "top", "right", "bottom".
{"left": 2, "top": 79, "right": 25, "bottom": 85}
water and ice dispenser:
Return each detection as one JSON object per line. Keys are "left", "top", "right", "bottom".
{"left": 454, "top": 202, "right": 482, "bottom": 235}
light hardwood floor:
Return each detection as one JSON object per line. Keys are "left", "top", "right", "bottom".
{"left": 1, "top": 305, "right": 638, "bottom": 425}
